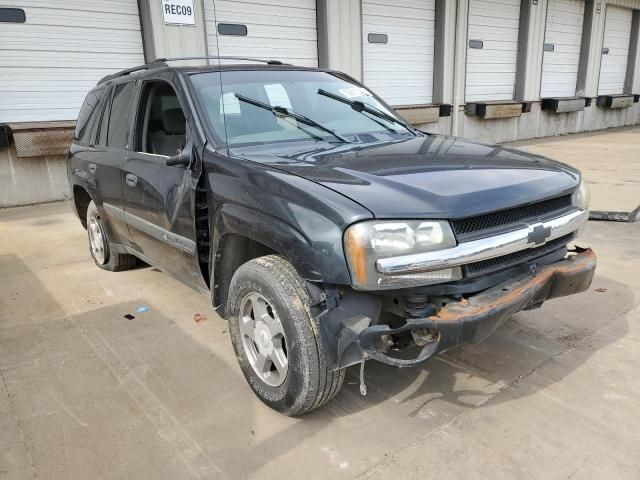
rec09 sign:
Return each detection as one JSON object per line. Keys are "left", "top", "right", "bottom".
{"left": 162, "top": 0, "right": 195, "bottom": 25}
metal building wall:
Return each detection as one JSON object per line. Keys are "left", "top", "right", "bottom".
{"left": 609, "top": 0, "right": 640, "bottom": 7}
{"left": 2, "top": 0, "right": 640, "bottom": 207}
{"left": 317, "top": 0, "right": 363, "bottom": 80}
{"left": 204, "top": 0, "right": 319, "bottom": 67}
{"left": 0, "top": 0, "right": 210, "bottom": 207}
{"left": 540, "top": 0, "right": 586, "bottom": 98}
{"left": 465, "top": 0, "right": 522, "bottom": 102}
{"left": 138, "top": 0, "right": 207, "bottom": 61}
{"left": 515, "top": 0, "right": 547, "bottom": 101}
{"left": 0, "top": 0, "right": 145, "bottom": 123}
{"left": 599, "top": 5, "right": 634, "bottom": 94}
{"left": 321, "top": 0, "right": 640, "bottom": 144}
{"left": 361, "top": 0, "right": 437, "bottom": 106}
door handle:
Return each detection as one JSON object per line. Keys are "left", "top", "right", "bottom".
{"left": 125, "top": 174, "right": 138, "bottom": 188}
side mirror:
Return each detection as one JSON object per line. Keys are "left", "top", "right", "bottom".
{"left": 166, "top": 149, "right": 191, "bottom": 167}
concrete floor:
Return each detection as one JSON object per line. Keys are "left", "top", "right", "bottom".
{"left": 1, "top": 202, "right": 639, "bottom": 480}
{"left": 508, "top": 126, "right": 640, "bottom": 219}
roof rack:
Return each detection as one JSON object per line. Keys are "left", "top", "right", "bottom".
{"left": 154, "top": 56, "right": 287, "bottom": 65}
{"left": 98, "top": 61, "right": 168, "bottom": 84}
{"left": 97, "top": 56, "right": 289, "bottom": 85}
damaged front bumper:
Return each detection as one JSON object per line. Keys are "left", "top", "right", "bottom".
{"left": 322, "top": 248, "right": 597, "bottom": 370}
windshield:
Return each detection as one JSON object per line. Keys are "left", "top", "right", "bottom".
{"left": 190, "top": 70, "right": 414, "bottom": 147}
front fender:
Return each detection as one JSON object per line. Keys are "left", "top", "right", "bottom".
{"left": 212, "top": 203, "right": 351, "bottom": 284}
{"left": 204, "top": 153, "right": 372, "bottom": 285}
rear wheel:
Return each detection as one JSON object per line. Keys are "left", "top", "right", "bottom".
{"left": 86, "top": 201, "right": 137, "bottom": 271}
{"left": 227, "top": 255, "right": 345, "bottom": 415}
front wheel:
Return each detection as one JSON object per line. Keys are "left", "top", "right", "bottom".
{"left": 227, "top": 255, "right": 344, "bottom": 415}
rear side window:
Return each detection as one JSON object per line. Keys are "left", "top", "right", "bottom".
{"left": 95, "top": 87, "right": 112, "bottom": 147}
{"left": 107, "top": 82, "right": 136, "bottom": 149}
{"left": 75, "top": 89, "right": 104, "bottom": 144}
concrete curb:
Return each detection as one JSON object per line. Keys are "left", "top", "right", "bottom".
{"left": 590, "top": 205, "right": 640, "bottom": 223}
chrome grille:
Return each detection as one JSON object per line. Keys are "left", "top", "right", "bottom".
{"left": 464, "top": 233, "right": 574, "bottom": 278}
{"left": 451, "top": 195, "right": 573, "bottom": 238}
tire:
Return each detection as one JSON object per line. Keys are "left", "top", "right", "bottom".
{"left": 86, "top": 201, "right": 137, "bottom": 272}
{"left": 227, "top": 255, "right": 345, "bottom": 415}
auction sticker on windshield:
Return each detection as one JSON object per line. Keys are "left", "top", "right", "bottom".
{"left": 338, "top": 87, "right": 371, "bottom": 99}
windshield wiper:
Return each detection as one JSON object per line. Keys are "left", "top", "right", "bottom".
{"left": 234, "top": 93, "right": 351, "bottom": 143}
{"left": 317, "top": 88, "right": 416, "bottom": 136}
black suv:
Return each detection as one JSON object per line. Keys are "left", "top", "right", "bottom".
{"left": 68, "top": 57, "right": 596, "bottom": 415}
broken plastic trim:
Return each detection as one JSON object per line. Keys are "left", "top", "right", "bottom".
{"left": 320, "top": 248, "right": 597, "bottom": 370}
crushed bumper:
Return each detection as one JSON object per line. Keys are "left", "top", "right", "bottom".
{"left": 330, "top": 248, "right": 597, "bottom": 369}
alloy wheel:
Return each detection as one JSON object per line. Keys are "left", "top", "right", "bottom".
{"left": 88, "top": 216, "right": 107, "bottom": 265}
{"left": 239, "top": 292, "right": 288, "bottom": 387}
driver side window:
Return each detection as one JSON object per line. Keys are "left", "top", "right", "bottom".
{"left": 136, "top": 81, "right": 187, "bottom": 157}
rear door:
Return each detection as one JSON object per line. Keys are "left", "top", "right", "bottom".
{"left": 121, "top": 73, "right": 204, "bottom": 288}
{"left": 90, "top": 82, "right": 135, "bottom": 245}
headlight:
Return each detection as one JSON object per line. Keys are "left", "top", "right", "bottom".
{"left": 571, "top": 178, "right": 590, "bottom": 210}
{"left": 344, "top": 220, "right": 461, "bottom": 290}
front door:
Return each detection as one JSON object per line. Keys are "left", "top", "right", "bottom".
{"left": 122, "top": 75, "right": 205, "bottom": 289}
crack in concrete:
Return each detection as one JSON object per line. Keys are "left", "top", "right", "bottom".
{"left": 0, "top": 365, "right": 38, "bottom": 478}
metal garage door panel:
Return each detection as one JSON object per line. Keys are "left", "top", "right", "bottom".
{"left": 205, "top": 0, "right": 318, "bottom": 68}
{"left": 598, "top": 5, "right": 633, "bottom": 95}
{"left": 540, "top": 0, "right": 585, "bottom": 98}
{"left": 0, "top": 0, "right": 145, "bottom": 123}
{"left": 362, "top": 0, "right": 436, "bottom": 106}
{"left": 465, "top": 0, "right": 521, "bottom": 102}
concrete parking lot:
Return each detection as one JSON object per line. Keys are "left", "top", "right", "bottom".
{"left": 509, "top": 126, "right": 640, "bottom": 221}
{"left": 1, "top": 197, "right": 639, "bottom": 479}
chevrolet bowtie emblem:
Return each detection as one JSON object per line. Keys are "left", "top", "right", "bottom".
{"left": 528, "top": 224, "right": 552, "bottom": 246}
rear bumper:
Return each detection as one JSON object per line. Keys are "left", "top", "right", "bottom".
{"left": 334, "top": 248, "right": 596, "bottom": 369}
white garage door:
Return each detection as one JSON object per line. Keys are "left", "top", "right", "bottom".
{"left": 540, "top": 0, "right": 585, "bottom": 98}
{"left": 465, "top": 0, "right": 521, "bottom": 102}
{"left": 204, "top": 0, "right": 318, "bottom": 68}
{"left": 362, "top": 0, "right": 436, "bottom": 106}
{"left": 598, "top": 5, "right": 633, "bottom": 95}
{"left": 0, "top": 1, "right": 145, "bottom": 123}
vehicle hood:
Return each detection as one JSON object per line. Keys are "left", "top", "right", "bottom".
{"left": 233, "top": 135, "right": 580, "bottom": 219}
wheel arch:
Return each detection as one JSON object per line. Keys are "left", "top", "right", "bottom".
{"left": 72, "top": 185, "right": 93, "bottom": 229}
{"left": 212, "top": 232, "right": 277, "bottom": 315}
{"left": 210, "top": 203, "right": 351, "bottom": 314}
